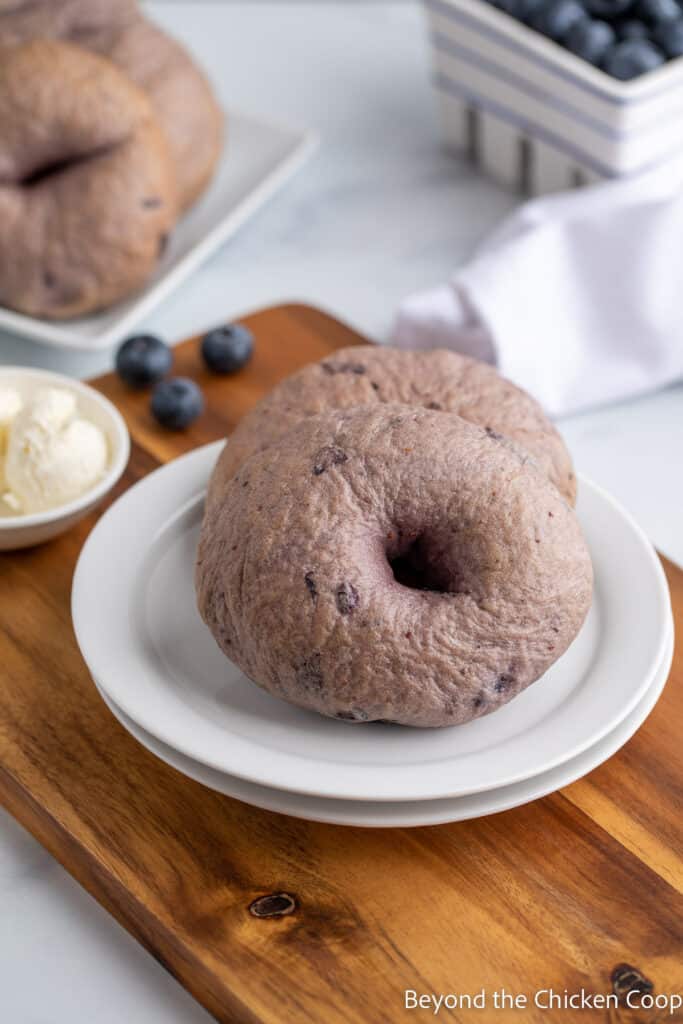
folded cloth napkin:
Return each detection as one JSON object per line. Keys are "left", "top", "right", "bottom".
{"left": 392, "top": 157, "right": 683, "bottom": 417}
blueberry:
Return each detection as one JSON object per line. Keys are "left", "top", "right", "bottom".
{"left": 201, "top": 323, "right": 254, "bottom": 374}
{"left": 566, "top": 17, "right": 616, "bottom": 61}
{"left": 653, "top": 14, "right": 683, "bottom": 51}
{"left": 151, "top": 377, "right": 204, "bottom": 430}
{"left": 498, "top": 0, "right": 547, "bottom": 19}
{"left": 530, "top": 0, "right": 587, "bottom": 38}
{"left": 603, "top": 37, "right": 666, "bottom": 75}
{"left": 637, "top": 0, "right": 681, "bottom": 21}
{"left": 585, "top": 0, "right": 636, "bottom": 17}
{"left": 616, "top": 18, "right": 651, "bottom": 36}
{"left": 115, "top": 334, "right": 172, "bottom": 389}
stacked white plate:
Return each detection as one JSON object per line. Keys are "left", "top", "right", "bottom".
{"left": 0, "top": 111, "right": 315, "bottom": 351}
{"left": 72, "top": 442, "right": 673, "bottom": 828}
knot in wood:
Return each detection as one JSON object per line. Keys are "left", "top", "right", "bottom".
{"left": 611, "top": 963, "right": 654, "bottom": 1004}
{"left": 249, "top": 893, "right": 297, "bottom": 919}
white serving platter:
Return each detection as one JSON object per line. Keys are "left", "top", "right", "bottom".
{"left": 0, "top": 110, "right": 316, "bottom": 352}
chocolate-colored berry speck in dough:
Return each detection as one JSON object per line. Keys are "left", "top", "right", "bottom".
{"left": 196, "top": 405, "right": 593, "bottom": 728}
{"left": 312, "top": 445, "right": 348, "bottom": 475}
{"left": 207, "top": 346, "right": 577, "bottom": 510}
{"left": 336, "top": 582, "right": 359, "bottom": 615}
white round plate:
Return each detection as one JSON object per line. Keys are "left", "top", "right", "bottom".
{"left": 94, "top": 624, "right": 673, "bottom": 827}
{"left": 72, "top": 442, "right": 672, "bottom": 803}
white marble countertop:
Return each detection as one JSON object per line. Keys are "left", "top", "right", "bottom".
{"left": 0, "top": 2, "right": 681, "bottom": 1021}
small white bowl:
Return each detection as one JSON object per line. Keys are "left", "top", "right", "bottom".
{"left": 0, "top": 367, "right": 130, "bottom": 551}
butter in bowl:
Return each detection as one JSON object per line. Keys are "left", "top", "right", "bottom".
{"left": 0, "top": 369, "right": 129, "bottom": 551}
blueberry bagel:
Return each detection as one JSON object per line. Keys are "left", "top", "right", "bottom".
{"left": 0, "top": 0, "right": 136, "bottom": 45}
{"left": 0, "top": 39, "right": 177, "bottom": 319}
{"left": 0, "top": 0, "right": 223, "bottom": 211}
{"left": 196, "top": 405, "right": 592, "bottom": 728}
{"left": 208, "top": 345, "right": 577, "bottom": 508}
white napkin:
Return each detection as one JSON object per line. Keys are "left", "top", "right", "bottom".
{"left": 392, "top": 157, "right": 683, "bottom": 417}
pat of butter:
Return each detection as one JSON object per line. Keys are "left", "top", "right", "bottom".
{"left": 5, "top": 387, "right": 108, "bottom": 514}
{"left": 0, "top": 489, "right": 22, "bottom": 514}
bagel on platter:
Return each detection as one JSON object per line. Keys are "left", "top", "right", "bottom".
{"left": 196, "top": 405, "right": 593, "bottom": 728}
{"left": 208, "top": 345, "right": 577, "bottom": 508}
{"left": 0, "top": 39, "right": 177, "bottom": 319}
{"left": 102, "top": 14, "right": 224, "bottom": 211}
{"left": 0, "top": 0, "right": 135, "bottom": 44}
{"left": 0, "top": 0, "right": 223, "bottom": 211}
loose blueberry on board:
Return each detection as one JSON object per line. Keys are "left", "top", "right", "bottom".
{"left": 115, "top": 334, "right": 172, "bottom": 389}
{"left": 566, "top": 17, "right": 617, "bottom": 60}
{"left": 636, "top": 0, "right": 681, "bottom": 22}
{"left": 654, "top": 15, "right": 683, "bottom": 52}
{"left": 530, "top": 0, "right": 587, "bottom": 38}
{"left": 151, "top": 378, "right": 204, "bottom": 430}
{"left": 201, "top": 323, "right": 254, "bottom": 374}
{"left": 603, "top": 36, "right": 667, "bottom": 75}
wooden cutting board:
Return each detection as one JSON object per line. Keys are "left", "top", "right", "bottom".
{"left": 0, "top": 304, "right": 681, "bottom": 1024}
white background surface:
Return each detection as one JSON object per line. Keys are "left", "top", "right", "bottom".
{"left": 0, "top": 2, "right": 681, "bottom": 1021}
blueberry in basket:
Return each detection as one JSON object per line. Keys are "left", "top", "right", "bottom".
{"left": 604, "top": 36, "right": 666, "bottom": 74}
{"left": 201, "top": 323, "right": 254, "bottom": 374}
{"left": 566, "top": 17, "right": 616, "bottom": 60}
{"left": 636, "top": 0, "right": 681, "bottom": 22}
{"left": 487, "top": 0, "right": 683, "bottom": 77}
{"left": 151, "top": 377, "right": 204, "bottom": 430}
{"left": 496, "top": 0, "right": 546, "bottom": 17}
{"left": 585, "top": 0, "right": 638, "bottom": 16}
{"left": 654, "top": 15, "right": 683, "bottom": 53}
{"left": 617, "top": 18, "right": 650, "bottom": 37}
{"left": 116, "top": 334, "right": 172, "bottom": 388}
{"left": 529, "top": 0, "right": 586, "bottom": 39}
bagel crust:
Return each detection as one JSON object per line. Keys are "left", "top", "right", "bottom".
{"left": 0, "top": 0, "right": 136, "bottom": 44}
{"left": 208, "top": 345, "right": 577, "bottom": 509}
{"left": 196, "top": 406, "right": 593, "bottom": 728}
{"left": 0, "top": 39, "right": 177, "bottom": 319}
{"left": 0, "top": 1, "right": 223, "bottom": 211}
{"left": 103, "top": 14, "right": 224, "bottom": 211}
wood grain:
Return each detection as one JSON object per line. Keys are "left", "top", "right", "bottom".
{"left": 0, "top": 304, "right": 681, "bottom": 1024}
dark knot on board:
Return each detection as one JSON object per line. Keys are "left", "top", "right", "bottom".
{"left": 249, "top": 893, "right": 297, "bottom": 919}
{"left": 611, "top": 963, "right": 654, "bottom": 1005}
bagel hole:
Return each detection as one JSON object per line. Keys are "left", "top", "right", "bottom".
{"left": 21, "top": 157, "right": 78, "bottom": 187}
{"left": 389, "top": 535, "right": 451, "bottom": 594}
{"left": 18, "top": 142, "right": 119, "bottom": 188}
